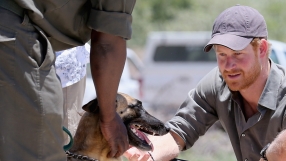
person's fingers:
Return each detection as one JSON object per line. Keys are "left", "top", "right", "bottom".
{"left": 121, "top": 136, "right": 129, "bottom": 154}
{"left": 114, "top": 147, "right": 123, "bottom": 158}
{"left": 123, "top": 151, "right": 132, "bottom": 159}
{"left": 115, "top": 133, "right": 129, "bottom": 156}
{"left": 139, "top": 153, "right": 152, "bottom": 161}
{"left": 123, "top": 147, "right": 153, "bottom": 161}
{"left": 107, "top": 139, "right": 118, "bottom": 158}
{"left": 101, "top": 114, "right": 128, "bottom": 158}
{"left": 130, "top": 153, "right": 152, "bottom": 161}
{"left": 109, "top": 137, "right": 129, "bottom": 158}
{"left": 107, "top": 148, "right": 117, "bottom": 158}
{"left": 129, "top": 154, "right": 140, "bottom": 161}
{"left": 108, "top": 141, "right": 128, "bottom": 158}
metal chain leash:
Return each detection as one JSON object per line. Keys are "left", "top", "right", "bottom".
{"left": 66, "top": 151, "right": 99, "bottom": 161}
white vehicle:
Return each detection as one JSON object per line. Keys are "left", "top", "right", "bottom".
{"left": 82, "top": 48, "right": 144, "bottom": 105}
{"left": 142, "top": 31, "right": 286, "bottom": 110}
{"left": 269, "top": 40, "right": 286, "bottom": 65}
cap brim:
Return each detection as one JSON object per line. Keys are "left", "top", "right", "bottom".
{"left": 204, "top": 34, "right": 253, "bottom": 52}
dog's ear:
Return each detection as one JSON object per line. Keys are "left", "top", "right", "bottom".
{"left": 77, "top": 111, "right": 85, "bottom": 117}
{"left": 82, "top": 98, "right": 99, "bottom": 113}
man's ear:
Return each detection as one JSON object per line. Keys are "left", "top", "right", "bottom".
{"left": 259, "top": 39, "right": 268, "bottom": 57}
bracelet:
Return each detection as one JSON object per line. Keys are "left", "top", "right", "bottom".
{"left": 148, "top": 152, "right": 155, "bottom": 161}
{"left": 260, "top": 143, "right": 270, "bottom": 161}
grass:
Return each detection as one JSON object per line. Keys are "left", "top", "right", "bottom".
{"left": 176, "top": 128, "right": 236, "bottom": 161}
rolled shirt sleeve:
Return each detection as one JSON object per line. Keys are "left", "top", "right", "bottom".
{"left": 88, "top": 0, "right": 136, "bottom": 40}
{"left": 167, "top": 68, "right": 220, "bottom": 150}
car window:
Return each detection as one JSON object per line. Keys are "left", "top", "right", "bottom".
{"left": 270, "top": 49, "right": 279, "bottom": 64}
{"left": 153, "top": 45, "right": 217, "bottom": 62}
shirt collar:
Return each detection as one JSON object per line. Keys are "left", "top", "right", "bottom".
{"left": 258, "top": 59, "right": 283, "bottom": 110}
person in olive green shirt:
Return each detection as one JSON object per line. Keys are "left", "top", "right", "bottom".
{"left": 0, "top": 0, "right": 136, "bottom": 160}
{"left": 124, "top": 5, "right": 286, "bottom": 161}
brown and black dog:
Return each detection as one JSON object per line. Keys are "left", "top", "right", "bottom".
{"left": 67, "top": 92, "right": 170, "bottom": 161}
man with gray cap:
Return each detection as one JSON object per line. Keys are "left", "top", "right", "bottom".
{"left": 124, "top": 5, "right": 286, "bottom": 161}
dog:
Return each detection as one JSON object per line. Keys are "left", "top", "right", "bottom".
{"left": 66, "top": 92, "right": 170, "bottom": 161}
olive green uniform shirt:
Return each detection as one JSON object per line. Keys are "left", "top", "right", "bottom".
{"left": 168, "top": 60, "right": 286, "bottom": 161}
{"left": 0, "top": 0, "right": 136, "bottom": 160}
{"left": 4, "top": 0, "right": 136, "bottom": 51}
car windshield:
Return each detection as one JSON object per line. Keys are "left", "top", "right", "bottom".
{"left": 153, "top": 45, "right": 217, "bottom": 62}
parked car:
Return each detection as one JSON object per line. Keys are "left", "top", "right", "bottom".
{"left": 142, "top": 31, "right": 286, "bottom": 112}
{"left": 269, "top": 39, "right": 286, "bottom": 66}
{"left": 82, "top": 48, "right": 144, "bottom": 105}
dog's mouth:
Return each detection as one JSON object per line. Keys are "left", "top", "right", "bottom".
{"left": 127, "top": 122, "right": 169, "bottom": 151}
{"left": 130, "top": 124, "right": 153, "bottom": 150}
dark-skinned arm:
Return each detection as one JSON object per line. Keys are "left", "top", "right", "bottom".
{"left": 90, "top": 30, "right": 128, "bottom": 158}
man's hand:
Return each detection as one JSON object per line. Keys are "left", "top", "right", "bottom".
{"left": 100, "top": 113, "right": 128, "bottom": 158}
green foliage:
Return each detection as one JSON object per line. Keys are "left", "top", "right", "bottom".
{"left": 129, "top": 0, "right": 193, "bottom": 47}
{"left": 150, "top": 0, "right": 174, "bottom": 23}
{"left": 150, "top": 0, "right": 192, "bottom": 23}
{"left": 129, "top": 0, "right": 286, "bottom": 48}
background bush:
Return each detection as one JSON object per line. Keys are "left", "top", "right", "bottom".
{"left": 128, "top": 0, "right": 286, "bottom": 49}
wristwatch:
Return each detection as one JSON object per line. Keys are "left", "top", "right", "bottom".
{"left": 260, "top": 143, "right": 270, "bottom": 161}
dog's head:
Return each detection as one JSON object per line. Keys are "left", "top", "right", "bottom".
{"left": 82, "top": 93, "right": 170, "bottom": 151}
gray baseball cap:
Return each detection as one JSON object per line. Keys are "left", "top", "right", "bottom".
{"left": 204, "top": 5, "right": 268, "bottom": 52}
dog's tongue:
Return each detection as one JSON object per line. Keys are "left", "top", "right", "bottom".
{"left": 134, "top": 128, "right": 154, "bottom": 151}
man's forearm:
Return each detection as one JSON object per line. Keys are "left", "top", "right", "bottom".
{"left": 148, "top": 132, "right": 181, "bottom": 161}
{"left": 89, "top": 30, "right": 126, "bottom": 119}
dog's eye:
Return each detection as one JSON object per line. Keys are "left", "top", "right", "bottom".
{"left": 130, "top": 101, "right": 142, "bottom": 108}
{"left": 136, "top": 101, "right": 142, "bottom": 106}
{"left": 120, "top": 111, "right": 124, "bottom": 114}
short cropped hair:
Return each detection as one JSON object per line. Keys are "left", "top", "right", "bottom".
{"left": 250, "top": 38, "right": 271, "bottom": 56}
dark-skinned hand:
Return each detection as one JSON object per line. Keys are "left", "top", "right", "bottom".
{"left": 100, "top": 113, "right": 129, "bottom": 158}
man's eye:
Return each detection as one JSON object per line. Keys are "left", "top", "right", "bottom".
{"left": 218, "top": 53, "right": 226, "bottom": 56}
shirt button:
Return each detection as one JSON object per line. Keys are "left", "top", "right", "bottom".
{"left": 242, "top": 133, "right": 245, "bottom": 137}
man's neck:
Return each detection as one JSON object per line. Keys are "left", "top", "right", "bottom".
{"left": 241, "top": 98, "right": 258, "bottom": 120}
{"left": 239, "top": 60, "right": 271, "bottom": 120}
